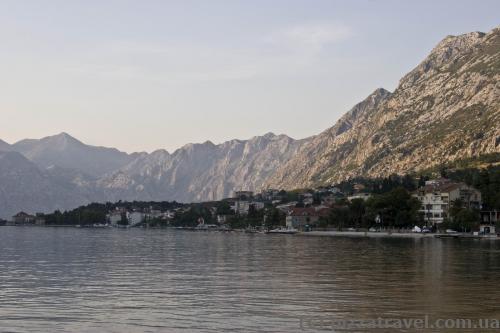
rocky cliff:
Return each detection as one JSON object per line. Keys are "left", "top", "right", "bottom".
{"left": 266, "top": 27, "right": 500, "bottom": 188}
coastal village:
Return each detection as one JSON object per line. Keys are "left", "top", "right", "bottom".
{"left": 3, "top": 174, "right": 499, "bottom": 238}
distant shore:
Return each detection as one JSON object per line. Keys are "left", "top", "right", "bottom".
{"left": 299, "top": 230, "right": 500, "bottom": 239}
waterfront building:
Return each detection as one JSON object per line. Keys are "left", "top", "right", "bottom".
{"left": 230, "top": 201, "right": 265, "bottom": 215}
{"left": 285, "top": 207, "right": 330, "bottom": 230}
{"left": 481, "top": 210, "right": 500, "bottom": 225}
{"left": 479, "top": 224, "right": 496, "bottom": 235}
{"left": 108, "top": 211, "right": 123, "bottom": 225}
{"left": 414, "top": 178, "right": 482, "bottom": 225}
{"left": 12, "top": 212, "right": 36, "bottom": 224}
{"left": 128, "top": 212, "right": 145, "bottom": 226}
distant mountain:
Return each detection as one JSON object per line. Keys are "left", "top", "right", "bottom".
{"left": 0, "top": 139, "right": 11, "bottom": 151}
{"left": 0, "top": 151, "right": 92, "bottom": 218}
{"left": 0, "top": 26, "right": 498, "bottom": 218}
{"left": 12, "top": 132, "right": 134, "bottom": 177}
{"left": 97, "top": 133, "right": 307, "bottom": 202}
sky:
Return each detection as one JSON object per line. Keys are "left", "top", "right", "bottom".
{"left": 0, "top": 0, "right": 498, "bottom": 153}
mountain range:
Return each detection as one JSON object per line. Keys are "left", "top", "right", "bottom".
{"left": 0, "top": 26, "right": 498, "bottom": 218}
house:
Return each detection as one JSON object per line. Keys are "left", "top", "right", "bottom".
{"left": 480, "top": 224, "right": 496, "bottom": 235}
{"left": 217, "top": 214, "right": 232, "bottom": 224}
{"left": 162, "top": 210, "right": 176, "bottom": 219}
{"left": 108, "top": 211, "right": 124, "bottom": 225}
{"left": 230, "top": 201, "right": 265, "bottom": 215}
{"left": 285, "top": 207, "right": 330, "bottom": 230}
{"left": 347, "top": 193, "right": 372, "bottom": 201}
{"left": 481, "top": 210, "right": 500, "bottom": 225}
{"left": 259, "top": 189, "right": 282, "bottom": 201}
{"left": 128, "top": 212, "right": 145, "bottom": 226}
{"left": 12, "top": 212, "right": 36, "bottom": 224}
{"left": 144, "top": 207, "right": 162, "bottom": 219}
{"left": 414, "top": 179, "right": 482, "bottom": 225}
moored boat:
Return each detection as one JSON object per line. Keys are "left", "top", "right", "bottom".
{"left": 266, "top": 227, "right": 298, "bottom": 235}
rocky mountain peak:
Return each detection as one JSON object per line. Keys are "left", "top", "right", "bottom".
{"left": 370, "top": 88, "right": 391, "bottom": 101}
{"left": 398, "top": 28, "right": 493, "bottom": 89}
{"left": 325, "top": 87, "right": 392, "bottom": 138}
{"left": 262, "top": 132, "right": 277, "bottom": 139}
{"left": 45, "top": 132, "right": 84, "bottom": 149}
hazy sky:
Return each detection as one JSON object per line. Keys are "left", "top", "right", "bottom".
{"left": 0, "top": 0, "right": 498, "bottom": 153}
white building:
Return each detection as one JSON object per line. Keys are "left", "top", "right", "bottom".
{"left": 108, "top": 211, "right": 123, "bottom": 225}
{"left": 230, "top": 201, "right": 265, "bottom": 215}
{"left": 347, "top": 193, "right": 372, "bottom": 201}
{"left": 414, "top": 179, "right": 482, "bottom": 225}
{"left": 128, "top": 212, "right": 145, "bottom": 226}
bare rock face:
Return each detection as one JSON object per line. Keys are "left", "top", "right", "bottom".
{"left": 266, "top": 26, "right": 500, "bottom": 189}
{"left": 97, "top": 133, "right": 307, "bottom": 202}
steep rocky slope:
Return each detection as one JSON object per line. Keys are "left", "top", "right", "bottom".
{"left": 97, "top": 133, "right": 306, "bottom": 202}
{"left": 266, "top": 27, "right": 500, "bottom": 188}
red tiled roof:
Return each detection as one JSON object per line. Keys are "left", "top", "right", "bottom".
{"left": 419, "top": 181, "right": 463, "bottom": 194}
{"left": 13, "top": 211, "right": 34, "bottom": 217}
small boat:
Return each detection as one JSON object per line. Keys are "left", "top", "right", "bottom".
{"left": 266, "top": 227, "right": 298, "bottom": 235}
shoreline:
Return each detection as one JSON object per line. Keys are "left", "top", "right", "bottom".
{"left": 298, "top": 230, "right": 500, "bottom": 240}
{"left": 2, "top": 225, "right": 499, "bottom": 240}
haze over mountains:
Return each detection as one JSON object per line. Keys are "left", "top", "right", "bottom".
{"left": 0, "top": 26, "right": 498, "bottom": 218}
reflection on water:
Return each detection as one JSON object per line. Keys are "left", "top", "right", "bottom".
{"left": 0, "top": 227, "right": 499, "bottom": 332}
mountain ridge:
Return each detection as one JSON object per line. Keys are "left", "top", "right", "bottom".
{"left": 266, "top": 26, "right": 499, "bottom": 188}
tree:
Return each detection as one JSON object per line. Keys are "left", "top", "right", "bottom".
{"left": 448, "top": 199, "right": 480, "bottom": 232}
{"left": 349, "top": 199, "right": 366, "bottom": 228}
{"left": 117, "top": 212, "right": 129, "bottom": 226}
{"left": 215, "top": 201, "right": 233, "bottom": 215}
{"left": 365, "top": 187, "right": 421, "bottom": 229}
{"left": 328, "top": 206, "right": 350, "bottom": 230}
{"left": 264, "top": 207, "right": 285, "bottom": 229}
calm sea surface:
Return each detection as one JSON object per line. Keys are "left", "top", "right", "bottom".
{"left": 1, "top": 227, "right": 500, "bottom": 333}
